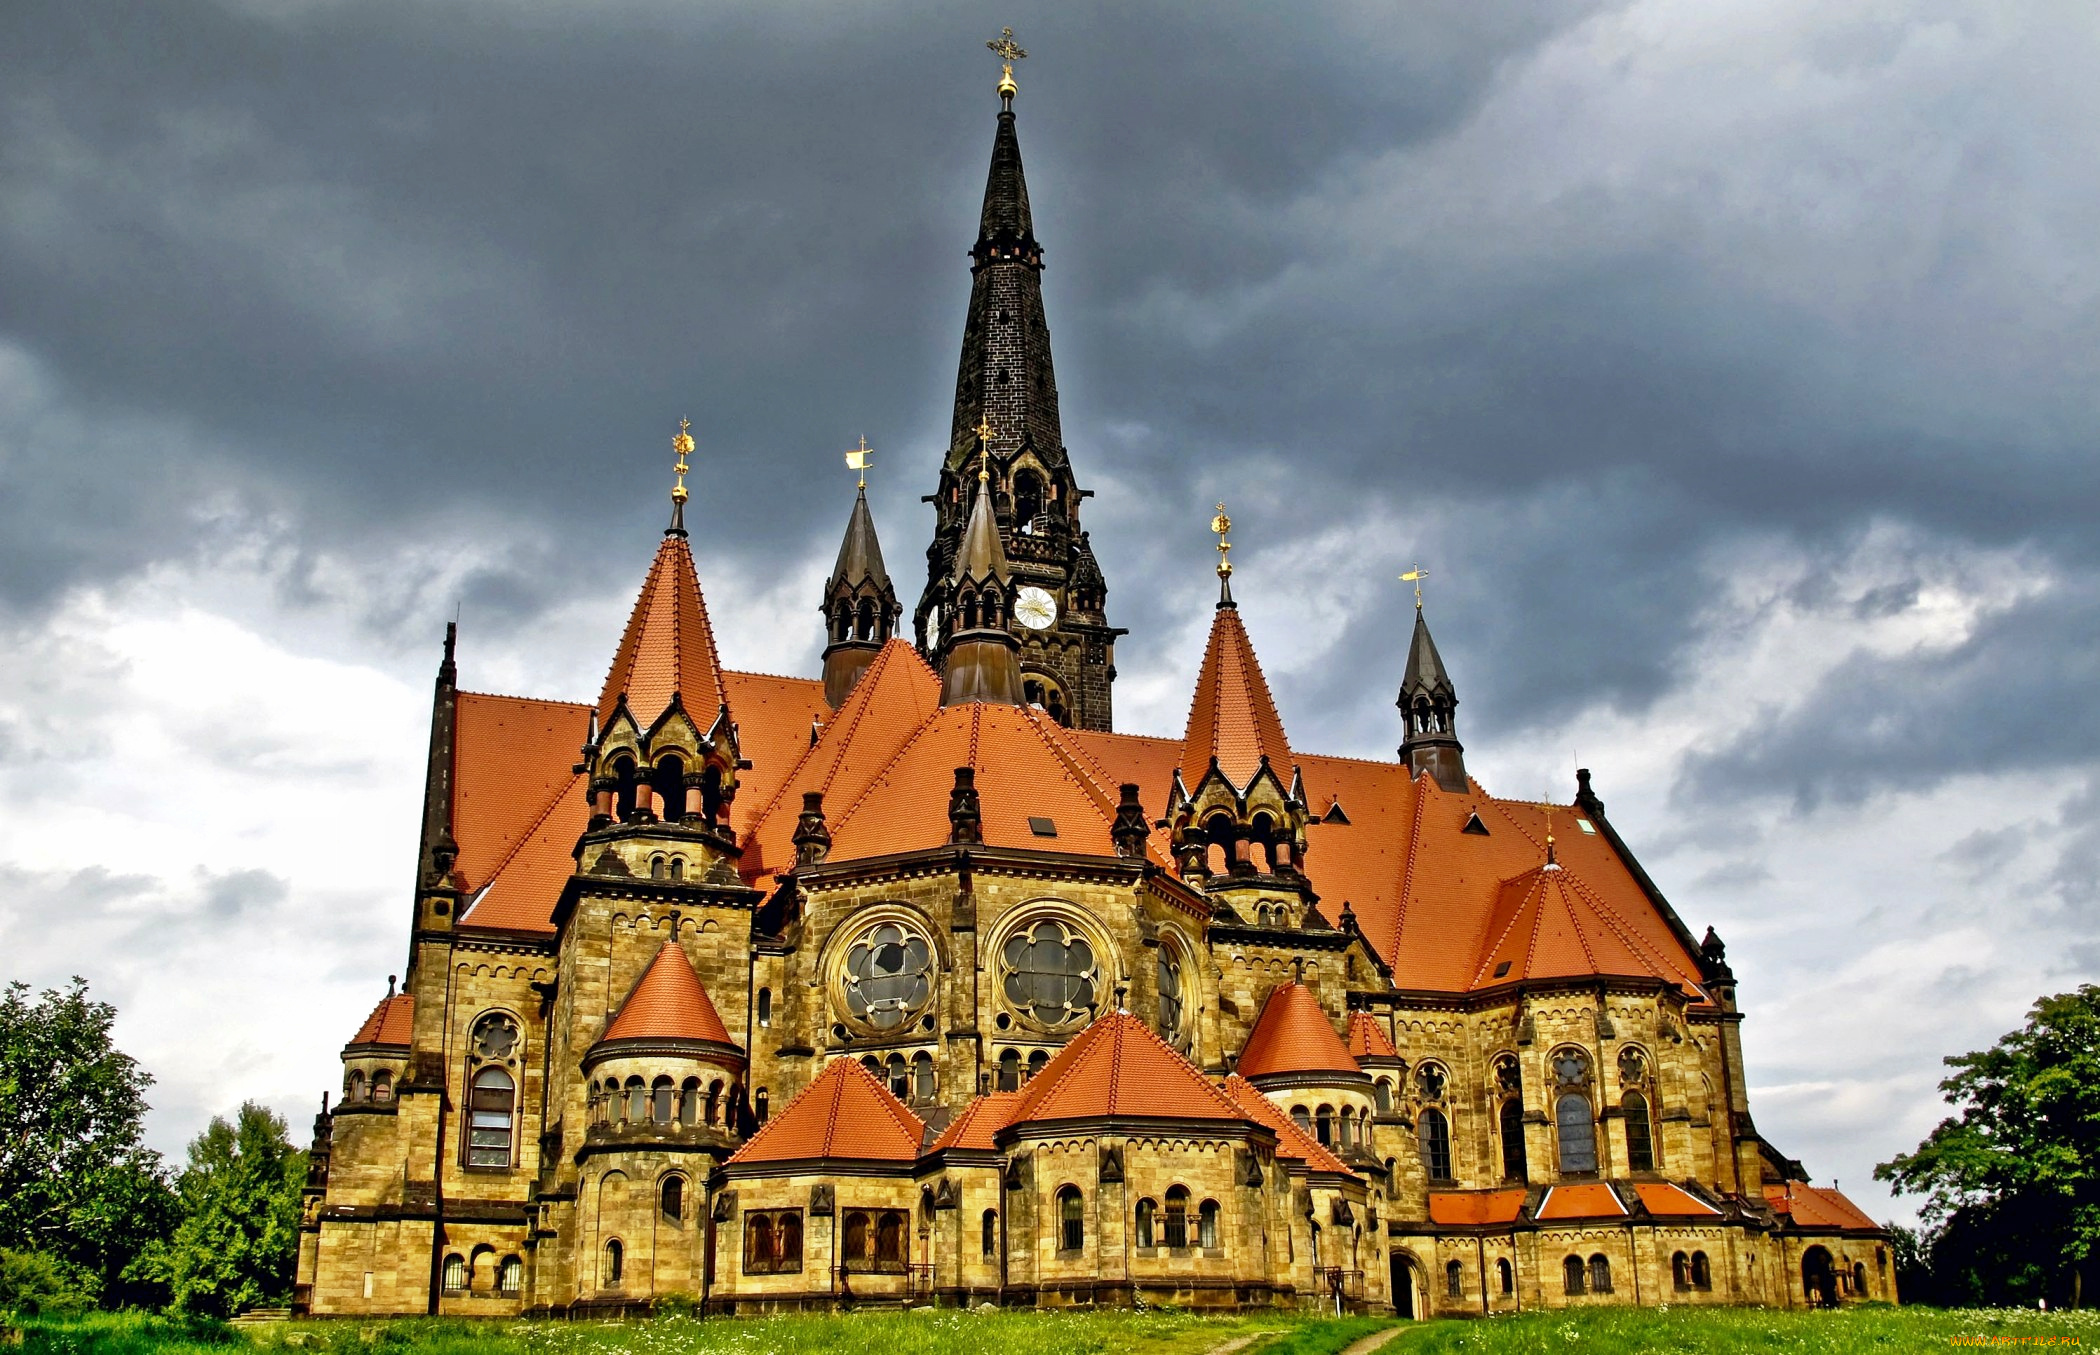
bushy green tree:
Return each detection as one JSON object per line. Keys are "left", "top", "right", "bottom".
{"left": 135, "top": 1102, "right": 305, "bottom": 1317}
{"left": 1877, "top": 984, "right": 2100, "bottom": 1308}
{"left": 0, "top": 978, "right": 176, "bottom": 1304}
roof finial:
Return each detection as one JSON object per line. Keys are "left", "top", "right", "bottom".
{"left": 1400, "top": 563, "right": 1429, "bottom": 611}
{"left": 987, "top": 26, "right": 1026, "bottom": 107}
{"left": 1542, "top": 806, "right": 1560, "bottom": 870}
{"left": 669, "top": 418, "right": 694, "bottom": 536}
{"left": 1211, "top": 502, "right": 1235, "bottom": 606}
{"left": 973, "top": 414, "right": 994, "bottom": 484}
{"left": 845, "top": 435, "right": 872, "bottom": 491}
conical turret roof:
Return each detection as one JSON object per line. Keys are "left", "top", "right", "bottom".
{"left": 728, "top": 1056, "right": 924, "bottom": 1165}
{"left": 830, "top": 486, "right": 890, "bottom": 591}
{"left": 597, "top": 534, "right": 730, "bottom": 731}
{"left": 1180, "top": 601, "right": 1292, "bottom": 790}
{"left": 1400, "top": 610, "right": 1455, "bottom": 700}
{"left": 951, "top": 475, "right": 1010, "bottom": 586}
{"left": 601, "top": 941, "right": 736, "bottom": 1047}
{"left": 1236, "top": 982, "right": 1362, "bottom": 1080}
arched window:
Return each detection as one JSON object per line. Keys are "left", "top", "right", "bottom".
{"left": 1500, "top": 1097, "right": 1528, "bottom": 1180}
{"left": 844, "top": 1212, "right": 870, "bottom": 1263}
{"left": 1853, "top": 1261, "right": 1866, "bottom": 1296}
{"left": 1556, "top": 1093, "right": 1597, "bottom": 1174}
{"left": 651, "top": 854, "right": 668, "bottom": 880}
{"left": 679, "top": 1078, "right": 700, "bottom": 1126}
{"left": 757, "top": 988, "right": 772, "bottom": 1027}
{"left": 498, "top": 1255, "right": 522, "bottom": 1297}
{"left": 1622, "top": 1091, "right": 1655, "bottom": 1172}
{"left": 1315, "top": 1105, "right": 1335, "bottom": 1146}
{"left": 1156, "top": 946, "right": 1184, "bottom": 1041}
{"left": 467, "top": 1067, "right": 515, "bottom": 1167}
{"left": 1058, "top": 1185, "right": 1085, "bottom": 1252}
{"left": 1673, "top": 1251, "right": 1691, "bottom": 1290}
{"left": 875, "top": 1211, "right": 905, "bottom": 1265}
{"left": 651, "top": 1076, "right": 674, "bottom": 1124}
{"left": 1134, "top": 1197, "right": 1157, "bottom": 1248}
{"left": 603, "top": 1239, "right": 624, "bottom": 1287}
{"left": 982, "top": 1209, "right": 998, "bottom": 1257}
{"left": 746, "top": 1215, "right": 774, "bottom": 1273}
{"left": 1563, "top": 1254, "right": 1586, "bottom": 1296}
{"left": 668, "top": 856, "right": 684, "bottom": 882}
{"left": 857, "top": 596, "right": 877, "bottom": 641}
{"left": 779, "top": 1212, "right": 803, "bottom": 1271}
{"left": 912, "top": 1051, "right": 936, "bottom": 1103}
{"left": 1291, "top": 1105, "right": 1312, "bottom": 1136}
{"left": 1198, "top": 1199, "right": 1219, "bottom": 1249}
{"left": 755, "top": 1088, "right": 770, "bottom": 1123}
{"left": 1027, "top": 1049, "right": 1049, "bottom": 1081}
{"left": 660, "top": 1175, "right": 684, "bottom": 1220}
{"left": 843, "top": 922, "right": 935, "bottom": 1031}
{"left": 706, "top": 1079, "right": 723, "bottom": 1126}
{"left": 1164, "top": 1185, "right": 1190, "bottom": 1248}
{"left": 441, "top": 1253, "right": 465, "bottom": 1296}
{"left": 1498, "top": 1257, "right": 1514, "bottom": 1295}
{"left": 347, "top": 1070, "right": 366, "bottom": 1102}
{"left": 1588, "top": 1254, "right": 1612, "bottom": 1294}
{"left": 998, "top": 1048, "right": 1021, "bottom": 1091}
{"left": 886, "top": 1053, "right": 909, "bottom": 1099}
{"left": 1418, "top": 1108, "right": 1453, "bottom": 1181}
{"left": 1446, "top": 1259, "right": 1464, "bottom": 1297}
{"left": 372, "top": 1071, "right": 392, "bottom": 1103}
{"left": 1693, "top": 1251, "right": 1713, "bottom": 1290}
{"left": 1375, "top": 1078, "right": 1393, "bottom": 1114}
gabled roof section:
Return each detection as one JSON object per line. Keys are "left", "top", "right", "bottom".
{"left": 1236, "top": 982, "right": 1361, "bottom": 1081}
{"left": 1180, "top": 602, "right": 1292, "bottom": 790}
{"left": 1218, "top": 1075, "right": 1353, "bottom": 1175}
{"left": 928, "top": 1091, "right": 1024, "bottom": 1153}
{"left": 1535, "top": 1183, "right": 1628, "bottom": 1221}
{"left": 728, "top": 1056, "right": 924, "bottom": 1165}
{"left": 347, "top": 992, "right": 414, "bottom": 1048}
{"left": 1345, "top": 1011, "right": 1399, "bottom": 1061}
{"left": 1005, "top": 1009, "right": 1246, "bottom": 1128}
{"left": 1633, "top": 1182, "right": 1722, "bottom": 1217}
{"left": 830, "top": 486, "right": 891, "bottom": 591}
{"left": 1470, "top": 855, "right": 1706, "bottom": 993}
{"left": 1765, "top": 1182, "right": 1883, "bottom": 1231}
{"left": 1428, "top": 1188, "right": 1528, "bottom": 1226}
{"left": 601, "top": 942, "right": 735, "bottom": 1046}
{"left": 451, "top": 692, "right": 590, "bottom": 893}
{"left": 597, "top": 534, "right": 730, "bottom": 732}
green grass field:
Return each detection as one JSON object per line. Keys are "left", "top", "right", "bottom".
{"left": 10, "top": 1304, "right": 2098, "bottom": 1355}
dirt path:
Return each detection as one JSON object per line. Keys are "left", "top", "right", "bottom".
{"left": 1336, "top": 1327, "right": 1406, "bottom": 1355}
{"left": 1200, "top": 1336, "right": 1270, "bottom": 1355}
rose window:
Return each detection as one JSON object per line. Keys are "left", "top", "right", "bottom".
{"left": 473, "top": 1013, "right": 519, "bottom": 1061}
{"left": 1001, "top": 919, "right": 1099, "bottom": 1027}
{"left": 842, "top": 923, "right": 934, "bottom": 1031}
{"left": 1553, "top": 1048, "right": 1592, "bottom": 1088}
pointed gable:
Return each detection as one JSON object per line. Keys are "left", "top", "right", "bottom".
{"left": 346, "top": 992, "right": 414, "bottom": 1049}
{"left": 597, "top": 534, "right": 730, "bottom": 732}
{"left": 1470, "top": 856, "right": 1705, "bottom": 992}
{"left": 927, "top": 1091, "right": 1024, "bottom": 1153}
{"left": 951, "top": 476, "right": 1011, "bottom": 585}
{"left": 601, "top": 942, "right": 736, "bottom": 1046}
{"left": 1345, "top": 1010, "right": 1399, "bottom": 1061}
{"left": 1004, "top": 1009, "right": 1246, "bottom": 1127}
{"left": 830, "top": 486, "right": 891, "bottom": 591}
{"left": 1218, "top": 1074, "right": 1354, "bottom": 1175}
{"left": 1180, "top": 602, "right": 1292, "bottom": 790}
{"left": 1236, "top": 982, "right": 1361, "bottom": 1080}
{"left": 728, "top": 1056, "right": 924, "bottom": 1165}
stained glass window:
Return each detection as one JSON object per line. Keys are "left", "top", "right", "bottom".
{"left": 1001, "top": 919, "right": 1098, "bottom": 1027}
{"left": 843, "top": 923, "right": 933, "bottom": 1030}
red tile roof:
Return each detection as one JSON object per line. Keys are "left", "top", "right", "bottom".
{"left": 1428, "top": 1188, "right": 1528, "bottom": 1226}
{"left": 1535, "top": 1183, "right": 1628, "bottom": 1221}
{"left": 927, "top": 1091, "right": 1025, "bottom": 1153}
{"left": 1764, "top": 1182, "right": 1882, "bottom": 1231}
{"left": 728, "top": 1056, "right": 924, "bottom": 1165}
{"left": 1005, "top": 1009, "right": 1247, "bottom": 1127}
{"left": 601, "top": 942, "right": 736, "bottom": 1046}
{"left": 722, "top": 670, "right": 832, "bottom": 839}
{"left": 1180, "top": 603, "right": 1293, "bottom": 790}
{"left": 597, "top": 534, "right": 730, "bottom": 733}
{"left": 1632, "top": 1182, "right": 1721, "bottom": 1217}
{"left": 347, "top": 992, "right": 414, "bottom": 1048}
{"left": 1236, "top": 982, "right": 1362, "bottom": 1080}
{"left": 1471, "top": 856, "right": 1705, "bottom": 991}
{"left": 450, "top": 692, "right": 590, "bottom": 897}
{"left": 1218, "top": 1075, "right": 1354, "bottom": 1175}
{"left": 1345, "top": 1011, "right": 1399, "bottom": 1060}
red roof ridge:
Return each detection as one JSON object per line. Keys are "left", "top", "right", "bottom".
{"left": 347, "top": 991, "right": 415, "bottom": 1047}
{"left": 729, "top": 1056, "right": 924, "bottom": 1164}
{"left": 928, "top": 1091, "right": 1024, "bottom": 1152}
{"left": 600, "top": 941, "right": 737, "bottom": 1046}
{"left": 1218, "top": 1074, "right": 1353, "bottom": 1174}
{"left": 825, "top": 698, "right": 969, "bottom": 835}
{"left": 740, "top": 639, "right": 932, "bottom": 845}
{"left": 1554, "top": 866, "right": 1703, "bottom": 985}
{"left": 457, "top": 770, "right": 585, "bottom": 928}
{"left": 721, "top": 667, "right": 826, "bottom": 685}
{"left": 1237, "top": 982, "right": 1362, "bottom": 1079}
{"left": 1006, "top": 1009, "right": 1247, "bottom": 1127}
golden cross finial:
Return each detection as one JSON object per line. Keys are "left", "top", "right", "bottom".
{"left": 671, "top": 418, "right": 693, "bottom": 506}
{"left": 1399, "top": 563, "right": 1429, "bottom": 610}
{"left": 973, "top": 415, "right": 995, "bottom": 483}
{"left": 987, "top": 26, "right": 1026, "bottom": 100}
{"left": 1210, "top": 502, "right": 1233, "bottom": 579}
{"left": 845, "top": 435, "right": 872, "bottom": 490}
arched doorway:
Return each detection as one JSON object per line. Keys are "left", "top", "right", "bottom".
{"left": 1801, "top": 1246, "right": 1838, "bottom": 1307}
{"left": 1389, "top": 1252, "right": 1416, "bottom": 1319}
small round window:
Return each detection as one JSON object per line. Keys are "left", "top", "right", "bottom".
{"left": 1001, "top": 918, "right": 1099, "bottom": 1027}
{"left": 843, "top": 923, "right": 934, "bottom": 1031}
{"left": 473, "top": 1013, "right": 519, "bottom": 1061}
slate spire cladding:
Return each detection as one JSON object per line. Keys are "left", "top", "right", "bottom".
{"left": 934, "top": 473, "right": 1026, "bottom": 708}
{"left": 820, "top": 484, "right": 901, "bottom": 708}
{"left": 914, "top": 81, "right": 1122, "bottom": 731}
{"left": 1398, "top": 609, "right": 1468, "bottom": 793}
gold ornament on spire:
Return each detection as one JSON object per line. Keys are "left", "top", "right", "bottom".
{"left": 974, "top": 415, "right": 995, "bottom": 483}
{"left": 845, "top": 435, "right": 873, "bottom": 489}
{"left": 671, "top": 418, "right": 693, "bottom": 506}
{"left": 988, "top": 26, "right": 1025, "bottom": 102}
{"left": 1400, "top": 563, "right": 1429, "bottom": 611}
{"left": 1211, "top": 502, "right": 1234, "bottom": 579}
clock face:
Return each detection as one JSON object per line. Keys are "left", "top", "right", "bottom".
{"left": 1014, "top": 586, "right": 1058, "bottom": 631}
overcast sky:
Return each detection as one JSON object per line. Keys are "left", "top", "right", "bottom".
{"left": 4, "top": 0, "right": 2096, "bottom": 1224}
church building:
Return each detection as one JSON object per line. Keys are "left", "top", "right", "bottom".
{"left": 295, "top": 48, "right": 1891, "bottom": 1319}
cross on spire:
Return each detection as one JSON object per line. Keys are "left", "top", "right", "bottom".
{"left": 845, "top": 435, "right": 872, "bottom": 490}
{"left": 1400, "top": 564, "right": 1428, "bottom": 611}
{"left": 987, "top": 26, "right": 1026, "bottom": 104}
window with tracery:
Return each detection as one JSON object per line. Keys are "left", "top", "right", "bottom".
{"left": 1157, "top": 945, "right": 1185, "bottom": 1043}
{"left": 842, "top": 922, "right": 934, "bottom": 1031}
{"left": 1001, "top": 918, "right": 1100, "bottom": 1027}
{"left": 1415, "top": 1062, "right": 1448, "bottom": 1102}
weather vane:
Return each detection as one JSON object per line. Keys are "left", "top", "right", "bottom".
{"left": 1210, "top": 502, "right": 1233, "bottom": 580}
{"left": 845, "top": 435, "right": 873, "bottom": 490}
{"left": 987, "top": 26, "right": 1026, "bottom": 103}
{"left": 1400, "top": 563, "right": 1429, "bottom": 610}
{"left": 974, "top": 414, "right": 995, "bottom": 483}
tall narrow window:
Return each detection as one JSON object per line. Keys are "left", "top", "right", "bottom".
{"left": 757, "top": 988, "right": 772, "bottom": 1027}
{"left": 1556, "top": 1093, "right": 1597, "bottom": 1174}
{"left": 875, "top": 1211, "right": 905, "bottom": 1266}
{"left": 1498, "top": 1257, "right": 1513, "bottom": 1295}
{"left": 886, "top": 1053, "right": 909, "bottom": 1099}
{"left": 1588, "top": 1254, "right": 1612, "bottom": 1293}
{"left": 1315, "top": 1106, "right": 1335, "bottom": 1146}
{"left": 1500, "top": 1097, "right": 1528, "bottom": 1180}
{"left": 660, "top": 1175, "right": 684, "bottom": 1220}
{"left": 1692, "top": 1251, "right": 1712, "bottom": 1290}
{"left": 679, "top": 1078, "right": 700, "bottom": 1126}
{"left": 1563, "top": 1255, "right": 1585, "bottom": 1295}
{"left": 745, "top": 1215, "right": 774, "bottom": 1274}
{"left": 1622, "top": 1091, "right": 1656, "bottom": 1172}
{"left": 755, "top": 1088, "right": 770, "bottom": 1123}
{"left": 912, "top": 1052, "right": 936, "bottom": 1103}
{"left": 372, "top": 1072, "right": 392, "bottom": 1103}
{"left": 779, "top": 1213, "right": 803, "bottom": 1271}
{"left": 651, "top": 1076, "right": 674, "bottom": 1124}
{"left": 982, "top": 1209, "right": 998, "bottom": 1257}
{"left": 998, "top": 1048, "right": 1021, "bottom": 1092}
{"left": 624, "top": 1077, "right": 646, "bottom": 1124}
{"left": 844, "top": 1212, "right": 870, "bottom": 1263}
{"left": 1135, "top": 1198, "right": 1156, "bottom": 1248}
{"left": 1058, "top": 1186, "right": 1084, "bottom": 1252}
{"left": 498, "top": 1255, "right": 522, "bottom": 1297}
{"left": 1198, "top": 1199, "right": 1220, "bottom": 1249}
{"left": 1446, "top": 1259, "right": 1464, "bottom": 1297}
{"left": 441, "top": 1253, "right": 465, "bottom": 1295}
{"left": 1027, "top": 1049, "right": 1049, "bottom": 1081}
{"left": 467, "top": 1068, "right": 515, "bottom": 1167}
{"left": 1673, "top": 1251, "right": 1691, "bottom": 1290}
{"left": 1418, "top": 1108, "right": 1453, "bottom": 1181}
{"left": 1164, "top": 1186, "right": 1190, "bottom": 1248}
{"left": 604, "top": 1239, "right": 624, "bottom": 1287}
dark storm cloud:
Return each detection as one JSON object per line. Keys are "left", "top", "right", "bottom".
{"left": 1, "top": 0, "right": 2094, "bottom": 804}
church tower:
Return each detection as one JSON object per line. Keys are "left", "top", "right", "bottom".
{"left": 1397, "top": 601, "right": 1469, "bottom": 794}
{"left": 819, "top": 470, "right": 900, "bottom": 708}
{"left": 913, "top": 48, "right": 1123, "bottom": 730}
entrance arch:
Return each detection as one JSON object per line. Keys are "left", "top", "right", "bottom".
{"left": 1389, "top": 1252, "right": 1419, "bottom": 1318}
{"left": 1801, "top": 1246, "right": 1838, "bottom": 1307}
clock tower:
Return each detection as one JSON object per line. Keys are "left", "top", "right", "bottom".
{"left": 913, "top": 52, "right": 1123, "bottom": 730}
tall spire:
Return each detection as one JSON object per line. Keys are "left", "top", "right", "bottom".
{"left": 914, "top": 42, "right": 1123, "bottom": 731}
{"left": 936, "top": 456, "right": 1024, "bottom": 708}
{"left": 820, "top": 445, "right": 900, "bottom": 708}
{"left": 1398, "top": 603, "right": 1467, "bottom": 794}
{"left": 1180, "top": 582, "right": 1293, "bottom": 792}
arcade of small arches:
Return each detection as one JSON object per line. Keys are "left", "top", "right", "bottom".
{"left": 588, "top": 1073, "right": 742, "bottom": 1131}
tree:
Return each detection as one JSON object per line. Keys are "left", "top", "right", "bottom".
{"left": 135, "top": 1102, "right": 306, "bottom": 1317}
{"left": 0, "top": 978, "right": 177, "bottom": 1303}
{"left": 1877, "top": 984, "right": 2100, "bottom": 1308}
